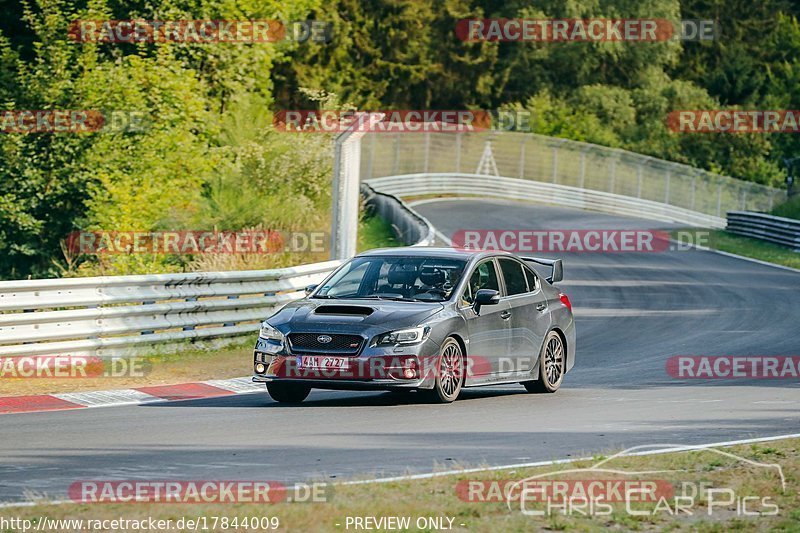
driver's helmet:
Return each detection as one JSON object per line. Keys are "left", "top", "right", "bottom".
{"left": 387, "top": 262, "right": 418, "bottom": 286}
{"left": 419, "top": 266, "right": 445, "bottom": 288}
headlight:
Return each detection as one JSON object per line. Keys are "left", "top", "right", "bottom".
{"left": 259, "top": 322, "right": 284, "bottom": 342}
{"left": 373, "top": 326, "right": 430, "bottom": 347}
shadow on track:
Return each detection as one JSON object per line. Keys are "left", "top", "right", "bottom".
{"left": 140, "top": 387, "right": 532, "bottom": 409}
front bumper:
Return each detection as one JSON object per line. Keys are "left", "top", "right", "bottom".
{"left": 252, "top": 374, "right": 426, "bottom": 390}
{"left": 252, "top": 337, "right": 441, "bottom": 390}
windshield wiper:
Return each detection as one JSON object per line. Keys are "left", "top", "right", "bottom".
{"left": 349, "top": 295, "right": 416, "bottom": 302}
{"left": 312, "top": 295, "right": 339, "bottom": 299}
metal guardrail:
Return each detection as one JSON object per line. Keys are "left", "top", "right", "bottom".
{"left": 0, "top": 262, "right": 341, "bottom": 359}
{"left": 0, "top": 187, "right": 434, "bottom": 359}
{"left": 362, "top": 183, "right": 435, "bottom": 246}
{"left": 368, "top": 173, "right": 726, "bottom": 228}
{"left": 726, "top": 212, "right": 800, "bottom": 251}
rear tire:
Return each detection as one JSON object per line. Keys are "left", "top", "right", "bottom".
{"left": 522, "top": 331, "right": 565, "bottom": 393}
{"left": 266, "top": 382, "right": 311, "bottom": 403}
{"left": 422, "top": 337, "right": 464, "bottom": 403}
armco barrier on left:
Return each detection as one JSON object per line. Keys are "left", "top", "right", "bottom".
{"left": 0, "top": 261, "right": 340, "bottom": 361}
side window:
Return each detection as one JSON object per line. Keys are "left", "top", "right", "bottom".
{"left": 462, "top": 260, "right": 500, "bottom": 304}
{"left": 499, "top": 258, "right": 528, "bottom": 296}
{"left": 524, "top": 266, "right": 539, "bottom": 292}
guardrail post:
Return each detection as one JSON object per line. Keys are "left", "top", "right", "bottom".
{"left": 141, "top": 300, "right": 155, "bottom": 335}
{"left": 223, "top": 295, "right": 238, "bottom": 327}
{"left": 183, "top": 297, "right": 197, "bottom": 331}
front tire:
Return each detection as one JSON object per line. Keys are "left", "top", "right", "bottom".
{"left": 424, "top": 337, "right": 464, "bottom": 403}
{"left": 522, "top": 331, "right": 565, "bottom": 393}
{"left": 266, "top": 382, "right": 311, "bottom": 403}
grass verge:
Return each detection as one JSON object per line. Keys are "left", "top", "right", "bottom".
{"left": 358, "top": 213, "right": 399, "bottom": 251}
{"left": 672, "top": 229, "right": 800, "bottom": 270}
{"left": 3, "top": 438, "right": 798, "bottom": 531}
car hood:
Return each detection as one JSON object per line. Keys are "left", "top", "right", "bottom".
{"left": 266, "top": 298, "right": 445, "bottom": 335}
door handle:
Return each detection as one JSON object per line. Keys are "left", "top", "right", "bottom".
{"left": 536, "top": 303, "right": 547, "bottom": 311}
{"left": 500, "top": 310, "right": 512, "bottom": 320}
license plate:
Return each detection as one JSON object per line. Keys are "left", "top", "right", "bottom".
{"left": 298, "top": 356, "right": 349, "bottom": 370}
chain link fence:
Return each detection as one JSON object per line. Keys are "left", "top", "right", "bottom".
{"left": 358, "top": 131, "right": 785, "bottom": 218}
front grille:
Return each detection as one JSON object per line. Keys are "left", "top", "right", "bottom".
{"left": 287, "top": 333, "right": 364, "bottom": 355}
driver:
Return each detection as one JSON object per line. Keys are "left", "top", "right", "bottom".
{"left": 416, "top": 266, "right": 449, "bottom": 297}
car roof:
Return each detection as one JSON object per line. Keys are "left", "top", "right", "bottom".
{"left": 356, "top": 246, "right": 513, "bottom": 261}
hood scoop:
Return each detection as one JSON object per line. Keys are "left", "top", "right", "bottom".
{"left": 314, "top": 305, "right": 374, "bottom": 316}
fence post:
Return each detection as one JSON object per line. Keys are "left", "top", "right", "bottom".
{"left": 331, "top": 112, "right": 381, "bottom": 260}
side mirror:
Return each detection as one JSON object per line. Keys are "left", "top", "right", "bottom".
{"left": 473, "top": 288, "right": 500, "bottom": 315}
{"left": 304, "top": 284, "right": 318, "bottom": 296}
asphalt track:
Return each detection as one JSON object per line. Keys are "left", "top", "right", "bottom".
{"left": 1, "top": 199, "right": 799, "bottom": 504}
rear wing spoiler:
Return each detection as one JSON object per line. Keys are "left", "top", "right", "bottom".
{"left": 521, "top": 257, "right": 563, "bottom": 284}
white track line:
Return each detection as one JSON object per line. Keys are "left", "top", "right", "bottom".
{"left": 408, "top": 196, "right": 800, "bottom": 275}
{"left": 3, "top": 432, "right": 797, "bottom": 508}
{"left": 341, "top": 432, "right": 800, "bottom": 486}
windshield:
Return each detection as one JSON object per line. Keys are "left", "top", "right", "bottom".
{"left": 314, "top": 256, "right": 468, "bottom": 302}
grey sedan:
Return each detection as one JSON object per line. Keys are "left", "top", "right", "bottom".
{"left": 253, "top": 247, "right": 575, "bottom": 403}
